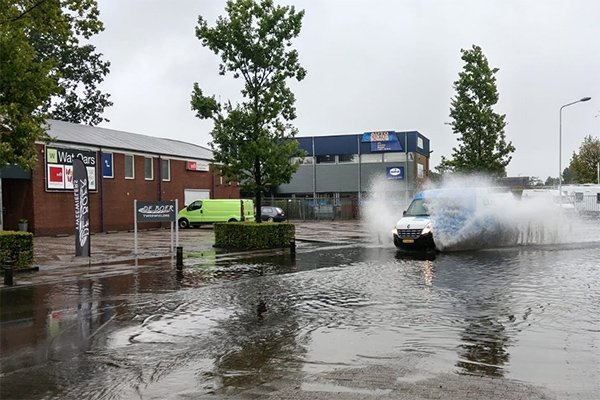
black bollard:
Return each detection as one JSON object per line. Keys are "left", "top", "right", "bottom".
{"left": 176, "top": 269, "right": 184, "bottom": 282}
{"left": 176, "top": 246, "right": 183, "bottom": 269}
{"left": 3, "top": 266, "right": 13, "bottom": 286}
{"left": 289, "top": 238, "right": 296, "bottom": 257}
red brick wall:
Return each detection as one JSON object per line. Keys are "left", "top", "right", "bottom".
{"left": 29, "top": 145, "right": 240, "bottom": 236}
{"left": 31, "top": 145, "right": 97, "bottom": 236}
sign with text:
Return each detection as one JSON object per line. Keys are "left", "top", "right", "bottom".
{"left": 372, "top": 141, "right": 402, "bottom": 152}
{"left": 362, "top": 131, "right": 395, "bottom": 142}
{"left": 362, "top": 131, "right": 403, "bottom": 152}
{"left": 136, "top": 201, "right": 177, "bottom": 222}
{"left": 73, "top": 159, "right": 91, "bottom": 257}
{"left": 46, "top": 146, "right": 97, "bottom": 191}
{"left": 186, "top": 160, "right": 210, "bottom": 172}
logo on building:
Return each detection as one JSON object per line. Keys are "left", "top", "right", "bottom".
{"left": 186, "top": 160, "right": 210, "bottom": 172}
{"left": 362, "top": 131, "right": 403, "bottom": 152}
{"left": 386, "top": 166, "right": 404, "bottom": 180}
{"left": 45, "top": 146, "right": 98, "bottom": 191}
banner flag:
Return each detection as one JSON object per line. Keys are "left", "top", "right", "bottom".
{"left": 73, "top": 158, "right": 91, "bottom": 257}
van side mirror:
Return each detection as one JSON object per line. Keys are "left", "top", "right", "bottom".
{"left": 403, "top": 210, "right": 407, "bottom": 216}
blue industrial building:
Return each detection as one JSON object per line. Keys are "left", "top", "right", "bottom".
{"left": 276, "top": 130, "right": 431, "bottom": 207}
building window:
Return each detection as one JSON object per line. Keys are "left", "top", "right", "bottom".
{"left": 338, "top": 154, "right": 358, "bottom": 163}
{"left": 144, "top": 157, "right": 153, "bottom": 180}
{"left": 360, "top": 154, "right": 382, "bottom": 163}
{"left": 291, "top": 156, "right": 314, "bottom": 165}
{"left": 383, "top": 152, "right": 405, "bottom": 162}
{"left": 418, "top": 163, "right": 424, "bottom": 178}
{"left": 316, "top": 155, "right": 336, "bottom": 164}
{"left": 161, "top": 159, "right": 170, "bottom": 181}
{"left": 125, "top": 154, "right": 135, "bottom": 179}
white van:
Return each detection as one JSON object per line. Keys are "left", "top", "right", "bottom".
{"left": 392, "top": 188, "right": 518, "bottom": 252}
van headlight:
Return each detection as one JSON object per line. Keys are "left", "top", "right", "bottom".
{"left": 421, "top": 222, "right": 433, "bottom": 235}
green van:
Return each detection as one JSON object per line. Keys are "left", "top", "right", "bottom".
{"left": 177, "top": 199, "right": 255, "bottom": 228}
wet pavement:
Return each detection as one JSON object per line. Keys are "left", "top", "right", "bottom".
{"left": 4, "top": 221, "right": 368, "bottom": 286}
{"left": 1, "top": 220, "right": 600, "bottom": 399}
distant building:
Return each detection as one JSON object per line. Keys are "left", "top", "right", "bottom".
{"left": 277, "top": 130, "right": 431, "bottom": 203}
{"left": 1, "top": 120, "right": 238, "bottom": 235}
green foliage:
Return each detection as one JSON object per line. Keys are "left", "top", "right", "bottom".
{"left": 0, "top": 231, "right": 34, "bottom": 269}
{"left": 528, "top": 176, "right": 544, "bottom": 187}
{"left": 544, "top": 176, "right": 559, "bottom": 187}
{"left": 0, "top": 0, "right": 111, "bottom": 169}
{"left": 214, "top": 221, "right": 295, "bottom": 250}
{"left": 439, "top": 45, "right": 515, "bottom": 177}
{"left": 562, "top": 166, "right": 575, "bottom": 184}
{"left": 568, "top": 135, "right": 600, "bottom": 183}
{"left": 191, "top": 0, "right": 306, "bottom": 222}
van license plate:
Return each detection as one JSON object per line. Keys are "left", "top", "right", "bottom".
{"left": 402, "top": 239, "right": 415, "bottom": 244}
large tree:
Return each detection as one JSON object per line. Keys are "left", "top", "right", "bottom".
{"left": 0, "top": 0, "right": 111, "bottom": 169}
{"left": 438, "top": 45, "right": 515, "bottom": 176}
{"left": 191, "top": 0, "right": 306, "bottom": 222}
{"left": 568, "top": 135, "right": 600, "bottom": 183}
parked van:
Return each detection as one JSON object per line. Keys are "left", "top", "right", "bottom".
{"left": 178, "top": 199, "right": 255, "bottom": 228}
{"left": 392, "top": 188, "right": 518, "bottom": 252}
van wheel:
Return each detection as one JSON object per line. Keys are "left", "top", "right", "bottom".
{"left": 268, "top": 217, "right": 274, "bottom": 222}
{"left": 228, "top": 218, "right": 237, "bottom": 222}
{"left": 178, "top": 218, "right": 189, "bottom": 229}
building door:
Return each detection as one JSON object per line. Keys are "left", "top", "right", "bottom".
{"left": 184, "top": 189, "right": 210, "bottom": 206}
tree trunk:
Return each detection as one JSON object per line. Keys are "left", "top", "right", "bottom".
{"left": 254, "top": 156, "right": 262, "bottom": 223}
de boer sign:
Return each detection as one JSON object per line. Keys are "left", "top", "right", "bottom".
{"left": 136, "top": 201, "right": 176, "bottom": 223}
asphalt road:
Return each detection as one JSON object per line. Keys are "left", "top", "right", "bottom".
{"left": 2, "top": 220, "right": 598, "bottom": 399}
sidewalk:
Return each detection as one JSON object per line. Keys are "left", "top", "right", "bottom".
{"left": 3, "top": 220, "right": 372, "bottom": 286}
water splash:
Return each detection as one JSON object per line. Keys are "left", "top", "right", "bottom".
{"left": 360, "top": 175, "right": 408, "bottom": 245}
{"left": 361, "top": 173, "right": 593, "bottom": 251}
{"left": 426, "top": 174, "right": 577, "bottom": 250}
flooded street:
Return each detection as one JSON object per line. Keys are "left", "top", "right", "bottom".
{"left": 1, "top": 221, "right": 599, "bottom": 399}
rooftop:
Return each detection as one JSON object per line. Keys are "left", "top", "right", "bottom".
{"left": 46, "top": 120, "right": 213, "bottom": 160}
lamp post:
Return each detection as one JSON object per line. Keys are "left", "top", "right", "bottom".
{"left": 559, "top": 96, "right": 591, "bottom": 202}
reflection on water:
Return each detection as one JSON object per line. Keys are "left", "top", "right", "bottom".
{"left": 456, "top": 315, "right": 510, "bottom": 377}
{"left": 1, "top": 241, "right": 600, "bottom": 398}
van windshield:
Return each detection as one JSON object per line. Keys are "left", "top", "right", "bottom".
{"left": 405, "top": 199, "right": 429, "bottom": 216}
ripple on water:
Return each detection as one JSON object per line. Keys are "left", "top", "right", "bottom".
{"left": 4, "top": 240, "right": 598, "bottom": 399}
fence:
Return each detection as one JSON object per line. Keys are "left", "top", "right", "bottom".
{"left": 260, "top": 198, "right": 360, "bottom": 220}
{"left": 572, "top": 193, "right": 600, "bottom": 215}
{"left": 259, "top": 197, "right": 410, "bottom": 221}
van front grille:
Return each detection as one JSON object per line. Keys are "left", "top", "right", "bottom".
{"left": 396, "top": 229, "right": 422, "bottom": 239}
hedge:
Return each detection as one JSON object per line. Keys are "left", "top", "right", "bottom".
{"left": 214, "top": 222, "right": 295, "bottom": 250}
{"left": 0, "top": 231, "right": 34, "bottom": 269}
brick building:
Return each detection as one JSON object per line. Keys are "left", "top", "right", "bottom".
{"left": 1, "top": 120, "right": 238, "bottom": 235}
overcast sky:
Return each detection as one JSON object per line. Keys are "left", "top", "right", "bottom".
{"left": 93, "top": 0, "right": 600, "bottom": 180}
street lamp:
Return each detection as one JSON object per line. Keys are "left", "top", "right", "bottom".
{"left": 559, "top": 96, "right": 591, "bottom": 202}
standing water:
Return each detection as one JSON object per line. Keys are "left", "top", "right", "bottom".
{"left": 1, "top": 202, "right": 599, "bottom": 398}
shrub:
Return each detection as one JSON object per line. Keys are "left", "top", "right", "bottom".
{"left": 0, "top": 231, "right": 34, "bottom": 269}
{"left": 214, "top": 222, "right": 295, "bottom": 250}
